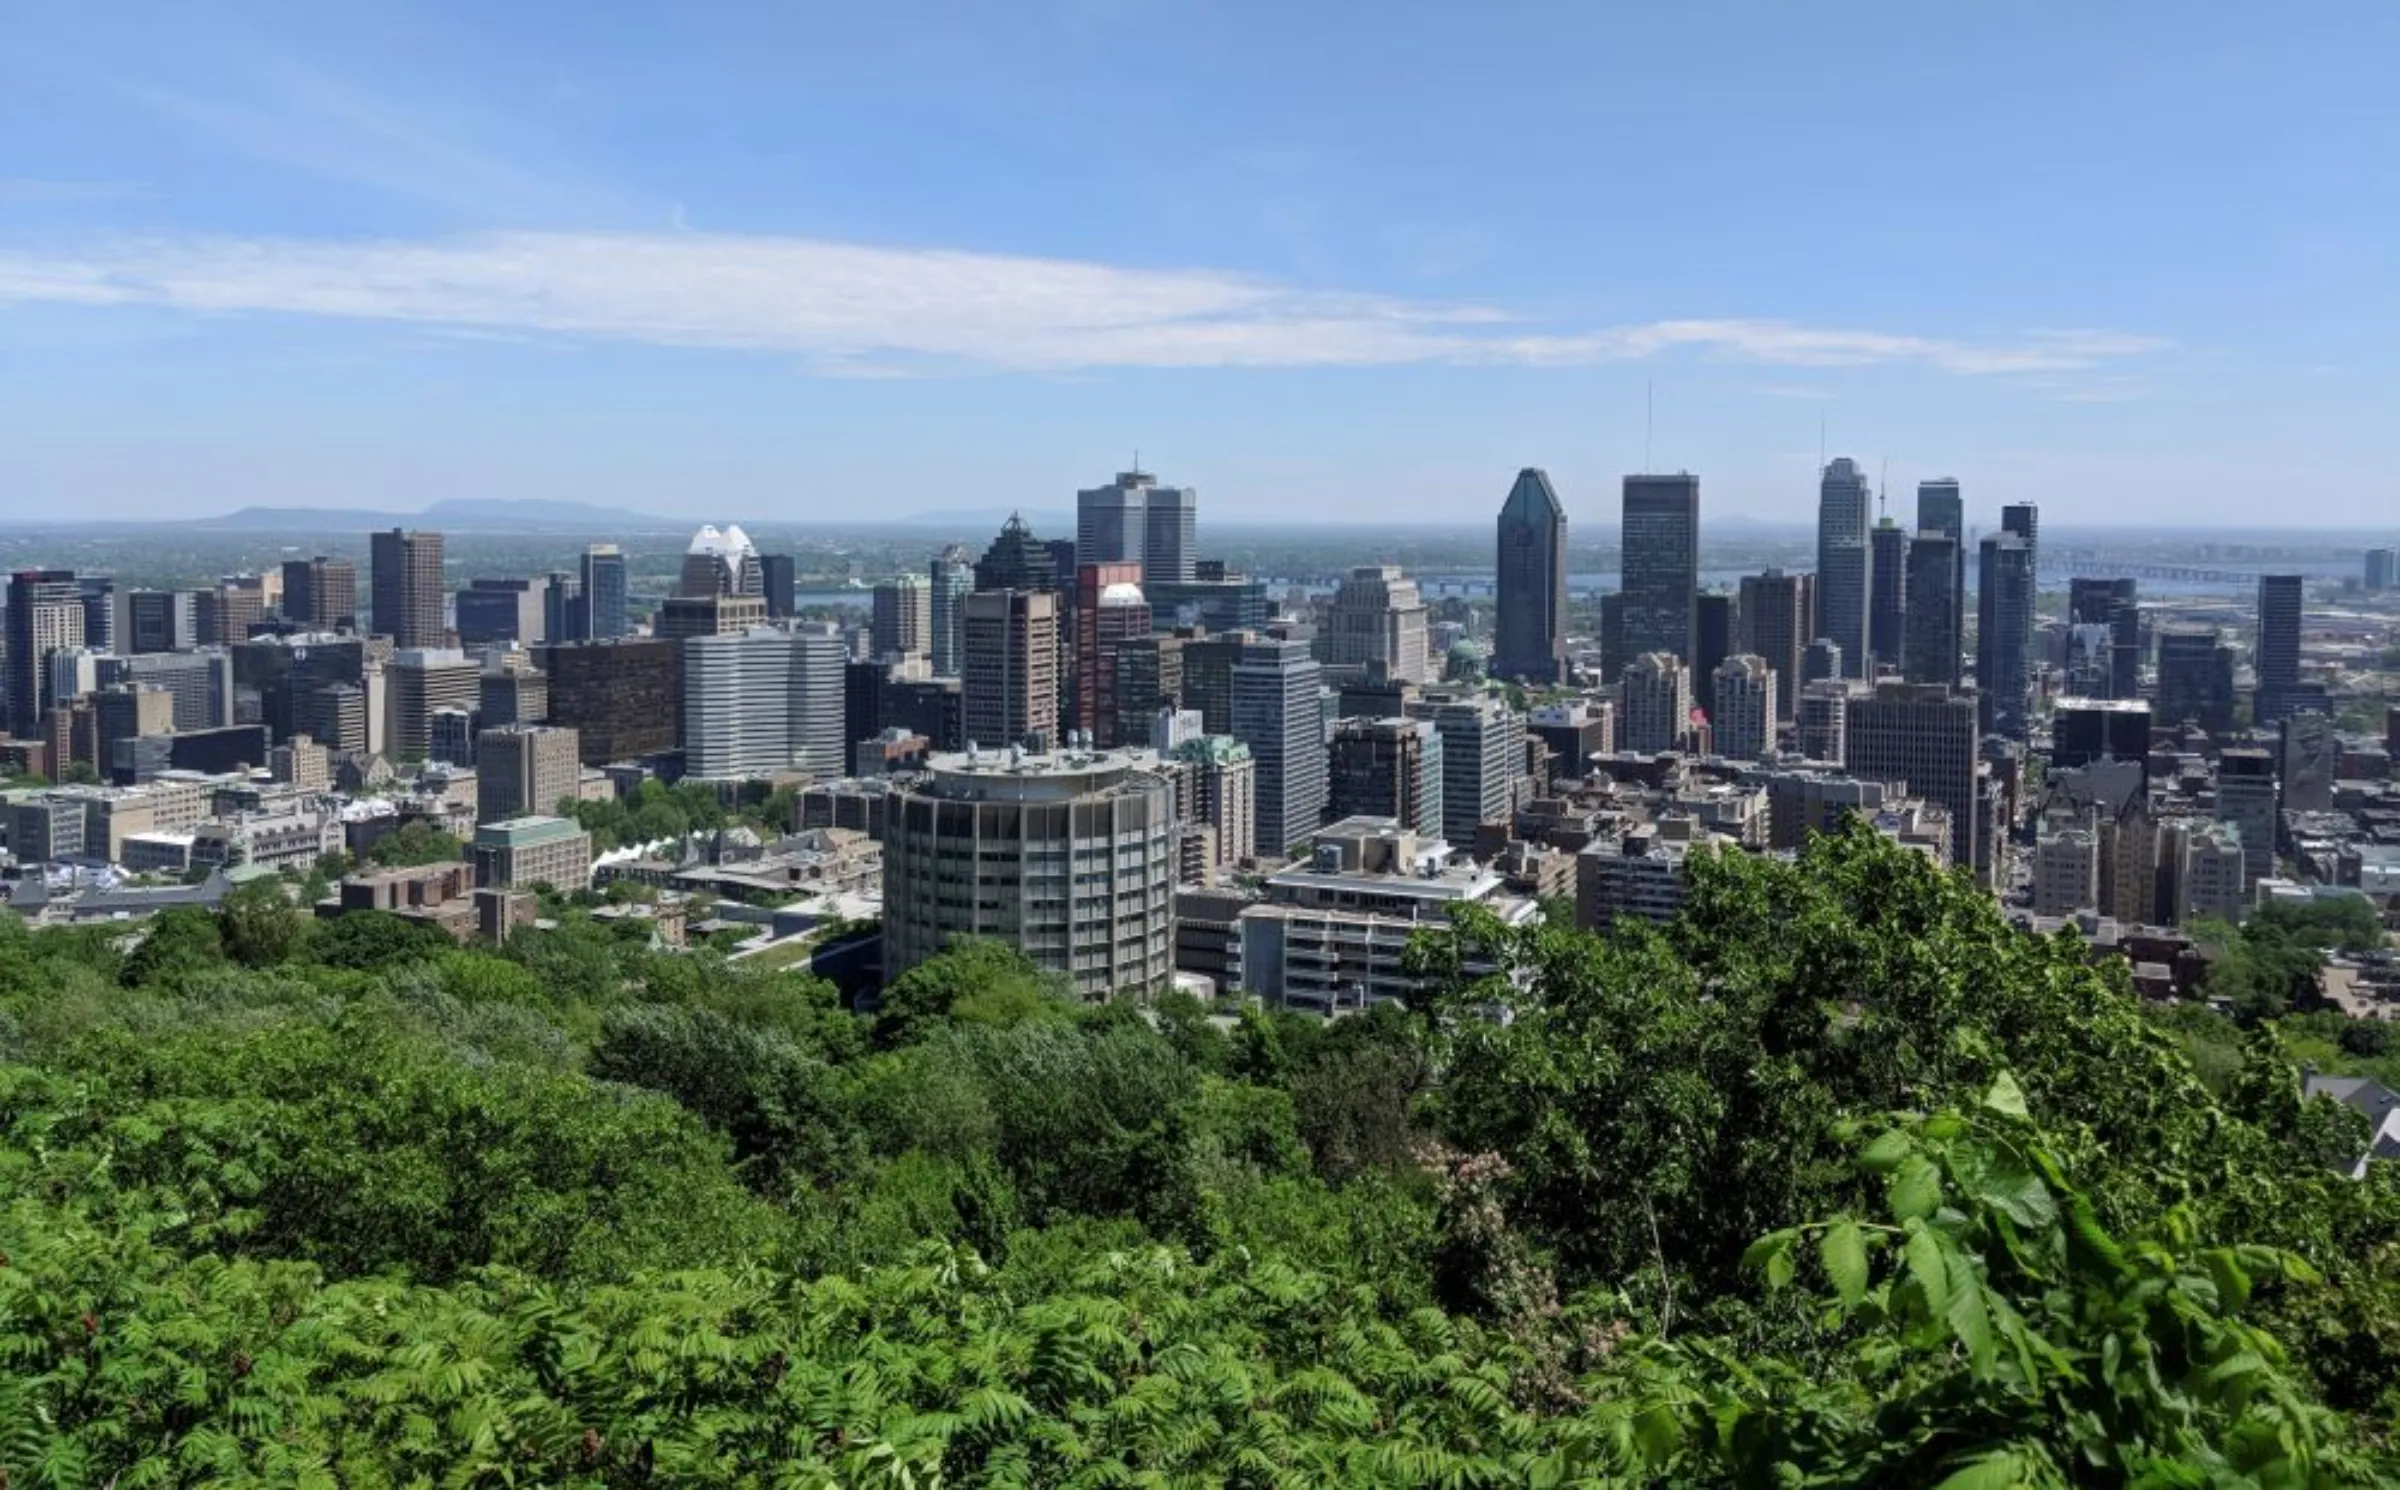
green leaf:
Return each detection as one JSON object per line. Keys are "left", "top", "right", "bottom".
{"left": 1904, "top": 1219, "right": 1950, "bottom": 1322}
{"left": 1742, "top": 1228, "right": 1799, "bottom": 1291}
{"left": 1890, "top": 1154, "right": 1943, "bottom": 1223}
{"left": 1982, "top": 1071, "right": 2029, "bottom": 1120}
{"left": 1859, "top": 1128, "right": 1912, "bottom": 1173}
{"left": 1944, "top": 1251, "right": 1997, "bottom": 1375}
{"left": 1968, "top": 1163, "right": 2057, "bottom": 1232}
{"left": 1821, "top": 1220, "right": 1868, "bottom": 1310}
{"left": 1930, "top": 1448, "right": 2024, "bottom": 1490}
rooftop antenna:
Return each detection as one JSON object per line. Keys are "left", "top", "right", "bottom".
{"left": 1879, "top": 457, "right": 1889, "bottom": 520}
{"left": 1644, "top": 381, "right": 1654, "bottom": 473}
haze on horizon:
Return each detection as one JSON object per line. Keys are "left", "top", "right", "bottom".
{"left": 3, "top": 2, "right": 2395, "bottom": 528}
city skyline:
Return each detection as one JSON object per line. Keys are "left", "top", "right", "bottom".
{"left": 6, "top": 4, "right": 2399, "bottom": 524}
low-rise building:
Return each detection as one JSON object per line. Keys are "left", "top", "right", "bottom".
{"left": 471, "top": 815, "right": 594, "bottom": 892}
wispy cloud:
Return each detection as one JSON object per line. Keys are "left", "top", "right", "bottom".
{"left": 0, "top": 228, "right": 2172, "bottom": 377}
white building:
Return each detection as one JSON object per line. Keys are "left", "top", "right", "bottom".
{"left": 1710, "top": 653, "right": 1776, "bottom": 762}
{"left": 1619, "top": 652, "right": 1692, "bottom": 754}
{"left": 2033, "top": 826, "right": 2101, "bottom": 917}
{"left": 1322, "top": 566, "right": 1432, "bottom": 684}
{"left": 682, "top": 624, "right": 846, "bottom": 780}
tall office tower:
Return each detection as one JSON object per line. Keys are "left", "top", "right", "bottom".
{"left": 96, "top": 651, "right": 232, "bottom": 731}
{"left": 1230, "top": 635, "right": 1327, "bottom": 856}
{"left": 1421, "top": 695, "right": 1525, "bottom": 847}
{"left": 2279, "top": 710, "right": 2337, "bottom": 814}
{"left": 2067, "top": 577, "right": 2140, "bottom": 699}
{"left": 1073, "top": 563, "right": 1150, "bottom": 744}
{"left": 2032, "top": 827, "right": 2101, "bottom": 918}
{"left": 1327, "top": 716, "right": 1444, "bottom": 838}
{"left": 2367, "top": 548, "right": 2399, "bottom": 592}
{"left": 1976, "top": 533, "right": 2036, "bottom": 741}
{"left": 679, "top": 524, "right": 763, "bottom": 598}
{"left": 2053, "top": 698, "right": 2153, "bottom": 783}
{"left": 871, "top": 573, "right": 933, "bottom": 659}
{"left": 456, "top": 577, "right": 550, "bottom": 647}
{"left": 1112, "top": 633, "right": 1187, "bottom": 747}
{"left": 2214, "top": 747, "right": 2278, "bottom": 889}
{"left": 1143, "top": 483, "right": 1197, "bottom": 586}
{"left": 1619, "top": 652, "right": 1692, "bottom": 754}
{"left": 1692, "top": 591, "right": 1735, "bottom": 713}
{"left": 1493, "top": 467, "right": 1568, "bottom": 684}
{"left": 656, "top": 593, "right": 768, "bottom": 642}
{"left": 1738, "top": 569, "right": 1813, "bottom": 721}
{"left": 234, "top": 633, "right": 367, "bottom": 747}
{"left": 883, "top": 749, "right": 1177, "bottom": 1000}
{"left": 962, "top": 589, "right": 1061, "bottom": 751}
{"left": 2001, "top": 502, "right": 2039, "bottom": 572}
{"left": 1171, "top": 735, "right": 1257, "bottom": 867}
{"left": 385, "top": 649, "right": 481, "bottom": 761}
{"left": 194, "top": 583, "right": 264, "bottom": 647}
{"left": 476, "top": 724, "right": 583, "bottom": 825}
{"left": 369, "top": 528, "right": 446, "bottom": 649}
{"left": 74, "top": 576, "right": 115, "bottom": 655}
{"left": 2156, "top": 625, "right": 2237, "bottom": 731}
{"left": 6, "top": 570, "right": 84, "bottom": 738}
{"left": 1797, "top": 680, "right": 1854, "bottom": 763}
{"left": 1916, "top": 478, "right": 1968, "bottom": 671}
{"left": 1711, "top": 654, "right": 1776, "bottom": 761}
{"left": 281, "top": 556, "right": 358, "bottom": 631}
{"left": 1620, "top": 473, "right": 1700, "bottom": 665}
{"left": 758, "top": 554, "right": 797, "bottom": 620}
{"left": 539, "top": 639, "right": 676, "bottom": 764}
{"left": 1804, "top": 638, "right": 1843, "bottom": 687}
{"left": 974, "top": 513, "right": 1057, "bottom": 593}
{"left": 95, "top": 684, "right": 175, "bottom": 779}
{"left": 1868, "top": 519, "right": 1908, "bottom": 673}
{"left": 541, "top": 570, "right": 582, "bottom": 644}
{"left": 580, "top": 544, "right": 629, "bottom": 640}
{"left": 1598, "top": 591, "right": 1627, "bottom": 680}
{"left": 1903, "top": 531, "right": 1964, "bottom": 685}
{"left": 480, "top": 667, "right": 548, "bottom": 729}
{"left": 1814, "top": 458, "right": 1873, "bottom": 679}
{"left": 929, "top": 545, "right": 973, "bottom": 676}
{"left": 683, "top": 624, "right": 847, "bottom": 779}
{"left": 2253, "top": 573, "right": 2304, "bottom": 723}
{"left": 1179, "top": 633, "right": 1244, "bottom": 735}
{"left": 1077, "top": 469, "right": 1150, "bottom": 570}
{"left": 124, "top": 590, "right": 198, "bottom": 654}
{"left": 1323, "top": 566, "right": 1432, "bottom": 684}
{"left": 1844, "top": 682, "right": 1980, "bottom": 869}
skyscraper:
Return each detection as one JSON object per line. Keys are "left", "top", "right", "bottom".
{"left": 1420, "top": 695, "right": 1525, "bottom": 847}
{"left": 1073, "top": 563, "right": 1149, "bottom": 745}
{"left": 1976, "top": 534, "right": 2036, "bottom": 741}
{"left": 6, "top": 570, "right": 84, "bottom": 738}
{"left": 1078, "top": 470, "right": 1151, "bottom": 572}
{"left": 1327, "top": 716, "right": 1443, "bottom": 838}
{"left": 281, "top": 556, "right": 358, "bottom": 631}
{"left": 1231, "top": 635, "right": 1327, "bottom": 855}
{"left": 2068, "top": 577, "right": 2140, "bottom": 700}
{"left": 77, "top": 576, "right": 116, "bottom": 655}
{"left": 974, "top": 513, "right": 1056, "bottom": 593}
{"left": 1493, "top": 468, "right": 1568, "bottom": 684}
{"left": 1620, "top": 473, "right": 1700, "bottom": 665}
{"left": 2367, "top": 548, "right": 2399, "bottom": 592}
{"left": 1619, "top": 652, "right": 1692, "bottom": 754}
{"left": 1868, "top": 519, "right": 1908, "bottom": 674}
{"left": 1144, "top": 483, "right": 1198, "bottom": 586}
{"left": 929, "top": 545, "right": 973, "bottom": 676}
{"left": 1903, "top": 531, "right": 1963, "bottom": 686}
{"left": 2214, "top": 747, "right": 2278, "bottom": 889}
{"left": 125, "top": 590, "right": 199, "bottom": 654}
{"left": 1711, "top": 654, "right": 1776, "bottom": 762}
{"left": 1323, "top": 566, "right": 1431, "bottom": 683}
{"left": 476, "top": 724, "right": 583, "bottom": 824}
{"left": 2001, "top": 502, "right": 2039, "bottom": 570}
{"left": 369, "top": 528, "right": 446, "bottom": 650}
{"left": 1814, "top": 458, "right": 1873, "bottom": 679}
{"left": 961, "top": 589, "right": 1061, "bottom": 751}
{"left": 758, "top": 554, "right": 797, "bottom": 620}
{"left": 680, "top": 525, "right": 763, "bottom": 598}
{"left": 580, "top": 544, "right": 629, "bottom": 641}
{"left": 1692, "top": 591, "right": 1735, "bottom": 715}
{"left": 1737, "top": 568, "right": 1813, "bottom": 721}
{"left": 2156, "top": 625, "right": 2236, "bottom": 731}
{"left": 1916, "top": 479, "right": 1967, "bottom": 671}
{"left": 1844, "top": 682, "right": 1980, "bottom": 868}
{"left": 683, "top": 624, "right": 846, "bottom": 779}
{"left": 455, "top": 577, "right": 549, "bottom": 647}
{"left": 2253, "top": 574, "right": 2304, "bottom": 723}
{"left": 871, "top": 574, "right": 933, "bottom": 659}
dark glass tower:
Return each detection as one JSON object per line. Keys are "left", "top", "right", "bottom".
{"left": 1814, "top": 458, "right": 1873, "bottom": 679}
{"left": 2067, "top": 577, "right": 2140, "bottom": 699}
{"left": 1493, "top": 468, "right": 1568, "bottom": 684}
{"left": 1903, "top": 531, "right": 1962, "bottom": 686}
{"left": 1916, "top": 479, "right": 1966, "bottom": 672}
{"left": 1977, "top": 533, "right": 2037, "bottom": 740}
{"left": 2254, "top": 574, "right": 2303, "bottom": 723}
{"left": 1619, "top": 473, "right": 1699, "bottom": 665}
{"left": 1868, "top": 518, "right": 1909, "bottom": 673}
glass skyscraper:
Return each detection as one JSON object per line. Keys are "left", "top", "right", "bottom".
{"left": 1619, "top": 473, "right": 1700, "bottom": 667}
{"left": 1493, "top": 468, "right": 1568, "bottom": 684}
{"left": 1814, "top": 458, "right": 1873, "bottom": 680}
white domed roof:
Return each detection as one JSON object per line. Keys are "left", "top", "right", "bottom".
{"left": 1098, "top": 581, "right": 1147, "bottom": 607}
{"left": 687, "top": 523, "right": 760, "bottom": 559}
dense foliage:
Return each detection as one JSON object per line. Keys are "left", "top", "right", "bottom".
{"left": 0, "top": 823, "right": 2393, "bottom": 1484}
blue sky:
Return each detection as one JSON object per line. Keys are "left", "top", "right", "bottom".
{"left": 3, "top": 1, "right": 2396, "bottom": 527}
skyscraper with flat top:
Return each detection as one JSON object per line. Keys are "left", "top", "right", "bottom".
{"left": 580, "top": 545, "right": 629, "bottom": 641}
{"left": 1868, "top": 519, "right": 1908, "bottom": 673}
{"left": 1078, "top": 469, "right": 1196, "bottom": 586}
{"left": 2067, "top": 577, "right": 2140, "bottom": 700}
{"left": 1231, "top": 635, "right": 1327, "bottom": 855}
{"left": 1844, "top": 682, "right": 1979, "bottom": 869}
{"left": 281, "top": 556, "right": 357, "bottom": 631}
{"left": 369, "top": 529, "right": 446, "bottom": 650}
{"left": 1904, "top": 531, "right": 1962, "bottom": 686}
{"left": 962, "top": 589, "right": 1060, "bottom": 752}
{"left": 1323, "top": 566, "right": 1431, "bottom": 684}
{"left": 1493, "top": 468, "right": 1568, "bottom": 684}
{"left": 2253, "top": 574, "right": 2304, "bottom": 723}
{"left": 929, "top": 545, "right": 972, "bottom": 676}
{"left": 1738, "top": 569, "right": 1812, "bottom": 721}
{"left": 7, "top": 570, "right": 83, "bottom": 738}
{"left": 1620, "top": 473, "right": 1700, "bottom": 666}
{"left": 1977, "top": 534, "right": 2036, "bottom": 741}
{"left": 1814, "top": 458, "right": 1873, "bottom": 679}
{"left": 1916, "top": 479, "right": 1966, "bottom": 671}
{"left": 1711, "top": 654, "right": 1776, "bottom": 762}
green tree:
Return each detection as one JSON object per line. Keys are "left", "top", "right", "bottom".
{"left": 365, "top": 820, "right": 462, "bottom": 868}
{"left": 219, "top": 877, "right": 310, "bottom": 967}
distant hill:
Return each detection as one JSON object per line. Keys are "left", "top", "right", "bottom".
{"left": 185, "top": 499, "right": 683, "bottom": 534}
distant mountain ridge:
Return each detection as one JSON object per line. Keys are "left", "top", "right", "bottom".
{"left": 184, "top": 499, "right": 684, "bottom": 533}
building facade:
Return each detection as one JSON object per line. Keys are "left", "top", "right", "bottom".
{"left": 369, "top": 529, "right": 446, "bottom": 649}
{"left": 1620, "top": 473, "right": 1700, "bottom": 665}
{"left": 1493, "top": 468, "right": 1568, "bottom": 684}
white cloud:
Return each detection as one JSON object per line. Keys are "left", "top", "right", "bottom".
{"left": 0, "top": 228, "right": 2171, "bottom": 376}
